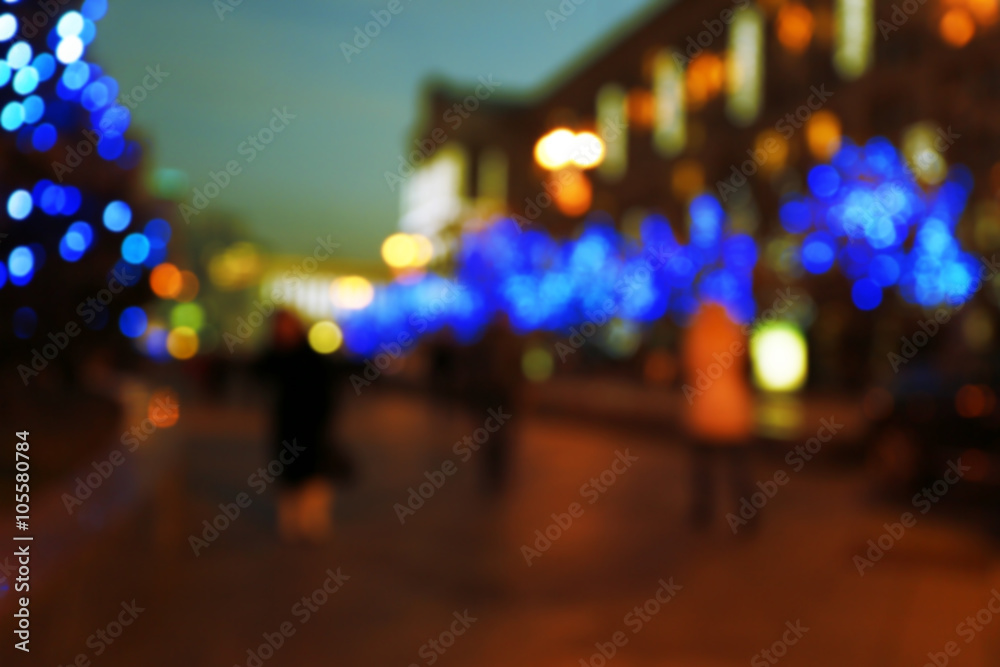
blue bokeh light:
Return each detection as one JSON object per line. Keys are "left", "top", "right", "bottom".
{"left": 118, "top": 306, "right": 148, "bottom": 338}
{"left": 121, "top": 233, "right": 150, "bottom": 264}
{"left": 103, "top": 200, "right": 131, "bottom": 231}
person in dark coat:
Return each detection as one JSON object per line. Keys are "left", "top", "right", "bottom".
{"left": 256, "top": 309, "right": 352, "bottom": 541}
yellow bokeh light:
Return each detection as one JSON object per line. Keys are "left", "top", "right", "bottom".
{"left": 777, "top": 3, "right": 814, "bottom": 53}
{"left": 330, "top": 275, "right": 374, "bottom": 310}
{"left": 412, "top": 234, "right": 434, "bottom": 268}
{"left": 572, "top": 132, "right": 606, "bottom": 169}
{"left": 534, "top": 128, "right": 577, "bottom": 170}
{"left": 522, "top": 346, "right": 554, "bottom": 383}
{"left": 166, "top": 327, "right": 199, "bottom": 360}
{"left": 308, "top": 321, "right": 344, "bottom": 354}
{"left": 940, "top": 8, "right": 976, "bottom": 46}
{"left": 806, "top": 110, "right": 842, "bottom": 161}
{"left": 750, "top": 322, "right": 808, "bottom": 392}
{"left": 381, "top": 233, "right": 419, "bottom": 269}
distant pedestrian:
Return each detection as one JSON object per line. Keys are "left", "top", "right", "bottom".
{"left": 681, "top": 303, "right": 755, "bottom": 530}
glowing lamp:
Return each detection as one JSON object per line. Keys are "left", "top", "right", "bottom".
{"left": 308, "top": 321, "right": 344, "bottom": 354}
{"left": 750, "top": 321, "right": 808, "bottom": 392}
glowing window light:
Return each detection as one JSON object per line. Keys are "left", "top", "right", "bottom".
{"left": 103, "top": 200, "right": 131, "bottom": 231}
{"left": 56, "top": 36, "right": 84, "bottom": 64}
{"left": 726, "top": 5, "right": 765, "bottom": 127}
{"left": 1, "top": 100, "right": 24, "bottom": 131}
{"left": 653, "top": 50, "right": 685, "bottom": 157}
{"left": 8, "top": 246, "right": 33, "bottom": 277}
{"left": 750, "top": 321, "right": 808, "bottom": 392}
{"left": 940, "top": 8, "right": 976, "bottom": 47}
{"left": 776, "top": 3, "right": 814, "bottom": 53}
{"left": 834, "top": 0, "right": 874, "bottom": 80}
{"left": 118, "top": 306, "right": 148, "bottom": 338}
{"left": 57, "top": 11, "right": 84, "bottom": 38}
{"left": 7, "top": 189, "right": 31, "bottom": 219}
{"left": 597, "top": 84, "right": 628, "bottom": 181}
{"left": 308, "top": 321, "right": 344, "bottom": 354}
{"left": 166, "top": 326, "right": 199, "bottom": 360}
{"left": 534, "top": 128, "right": 576, "bottom": 170}
{"left": 0, "top": 14, "right": 15, "bottom": 42}
{"left": 806, "top": 110, "right": 842, "bottom": 161}
{"left": 121, "top": 233, "right": 151, "bottom": 264}
{"left": 7, "top": 42, "right": 31, "bottom": 70}
{"left": 13, "top": 306, "right": 37, "bottom": 339}
{"left": 170, "top": 302, "right": 204, "bottom": 331}
{"left": 330, "top": 275, "right": 374, "bottom": 310}
{"left": 381, "top": 232, "right": 419, "bottom": 269}
{"left": 150, "top": 263, "right": 182, "bottom": 299}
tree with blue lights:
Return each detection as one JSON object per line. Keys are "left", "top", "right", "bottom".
{"left": 0, "top": 0, "right": 173, "bottom": 386}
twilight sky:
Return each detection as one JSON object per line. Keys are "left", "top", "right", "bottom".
{"left": 92, "top": 0, "right": 659, "bottom": 260}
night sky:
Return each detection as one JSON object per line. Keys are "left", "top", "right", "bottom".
{"left": 91, "top": 0, "right": 659, "bottom": 260}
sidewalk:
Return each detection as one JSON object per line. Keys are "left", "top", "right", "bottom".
{"left": 12, "top": 390, "right": 1000, "bottom": 666}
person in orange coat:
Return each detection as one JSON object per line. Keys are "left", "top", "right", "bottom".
{"left": 681, "top": 302, "right": 755, "bottom": 530}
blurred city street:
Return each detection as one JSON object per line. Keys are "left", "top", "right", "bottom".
{"left": 12, "top": 384, "right": 1000, "bottom": 667}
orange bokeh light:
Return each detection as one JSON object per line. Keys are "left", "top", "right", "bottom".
{"left": 940, "top": 8, "right": 976, "bottom": 47}
{"left": 148, "top": 389, "right": 180, "bottom": 428}
{"left": 686, "top": 53, "right": 725, "bottom": 110}
{"left": 553, "top": 169, "right": 592, "bottom": 217}
{"left": 776, "top": 3, "right": 814, "bottom": 54}
{"left": 175, "top": 271, "right": 200, "bottom": 303}
{"left": 956, "top": 384, "right": 995, "bottom": 417}
{"left": 150, "top": 263, "right": 182, "bottom": 299}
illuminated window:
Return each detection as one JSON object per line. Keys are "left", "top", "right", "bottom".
{"left": 597, "top": 84, "right": 628, "bottom": 181}
{"left": 399, "top": 144, "right": 467, "bottom": 240}
{"left": 834, "top": 0, "right": 874, "bottom": 80}
{"left": 726, "top": 5, "right": 765, "bottom": 126}
{"left": 653, "top": 51, "right": 685, "bottom": 157}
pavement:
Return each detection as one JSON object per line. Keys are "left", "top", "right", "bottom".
{"left": 7, "top": 383, "right": 1000, "bottom": 666}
